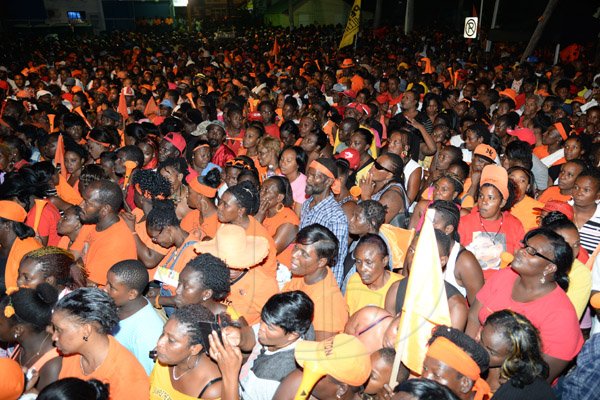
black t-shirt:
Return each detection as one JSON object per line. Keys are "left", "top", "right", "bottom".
{"left": 493, "top": 377, "right": 557, "bottom": 400}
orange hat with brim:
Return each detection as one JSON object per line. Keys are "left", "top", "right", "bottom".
{"left": 295, "top": 334, "right": 371, "bottom": 387}
{"left": 193, "top": 224, "right": 269, "bottom": 269}
{"left": 0, "top": 201, "right": 28, "bottom": 223}
{"left": 499, "top": 88, "right": 517, "bottom": 103}
{"left": 480, "top": 164, "right": 509, "bottom": 200}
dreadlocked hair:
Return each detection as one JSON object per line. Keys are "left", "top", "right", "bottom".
{"left": 131, "top": 169, "right": 171, "bottom": 199}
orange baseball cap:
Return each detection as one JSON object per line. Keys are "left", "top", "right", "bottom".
{"left": 473, "top": 144, "right": 497, "bottom": 163}
{"left": 533, "top": 200, "right": 574, "bottom": 220}
{"left": 295, "top": 333, "right": 372, "bottom": 386}
{"left": 480, "top": 164, "right": 509, "bottom": 200}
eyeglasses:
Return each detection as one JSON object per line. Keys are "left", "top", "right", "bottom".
{"left": 520, "top": 240, "right": 555, "bottom": 264}
{"left": 373, "top": 160, "right": 393, "bottom": 174}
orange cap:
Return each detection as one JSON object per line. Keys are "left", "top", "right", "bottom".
{"left": 480, "top": 164, "right": 509, "bottom": 200}
{"left": 0, "top": 201, "right": 28, "bottom": 223}
{"left": 473, "top": 144, "right": 497, "bottom": 162}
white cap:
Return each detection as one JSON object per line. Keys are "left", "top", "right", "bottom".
{"left": 36, "top": 90, "right": 52, "bottom": 99}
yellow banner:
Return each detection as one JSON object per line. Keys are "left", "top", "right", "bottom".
{"left": 339, "top": 0, "right": 361, "bottom": 49}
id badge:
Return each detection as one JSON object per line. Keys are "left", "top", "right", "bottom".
{"left": 154, "top": 266, "right": 179, "bottom": 288}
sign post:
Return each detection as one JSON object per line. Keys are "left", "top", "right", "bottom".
{"left": 464, "top": 17, "right": 478, "bottom": 39}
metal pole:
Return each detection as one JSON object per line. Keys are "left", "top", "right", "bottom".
{"left": 553, "top": 43, "right": 561, "bottom": 65}
{"left": 479, "top": 0, "right": 484, "bottom": 34}
{"left": 404, "top": 0, "right": 414, "bottom": 35}
{"left": 485, "top": 0, "right": 500, "bottom": 52}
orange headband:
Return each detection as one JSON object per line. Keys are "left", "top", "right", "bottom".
{"left": 188, "top": 178, "right": 218, "bottom": 198}
{"left": 88, "top": 137, "right": 111, "bottom": 148}
{"left": 0, "top": 201, "right": 28, "bottom": 223}
{"left": 309, "top": 160, "right": 340, "bottom": 195}
{"left": 553, "top": 122, "right": 568, "bottom": 141}
{"left": 193, "top": 143, "right": 210, "bottom": 152}
{"left": 427, "top": 337, "right": 491, "bottom": 400}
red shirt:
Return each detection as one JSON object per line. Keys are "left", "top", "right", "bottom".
{"left": 211, "top": 144, "right": 236, "bottom": 167}
{"left": 477, "top": 268, "right": 584, "bottom": 361}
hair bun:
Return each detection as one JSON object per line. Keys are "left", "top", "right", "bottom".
{"left": 35, "top": 283, "right": 59, "bottom": 306}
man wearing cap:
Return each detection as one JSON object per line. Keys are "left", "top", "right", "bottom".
{"left": 101, "top": 109, "right": 121, "bottom": 128}
{"left": 207, "top": 121, "right": 235, "bottom": 168}
{"left": 159, "top": 99, "right": 174, "bottom": 117}
{"left": 158, "top": 132, "right": 186, "bottom": 162}
{"left": 422, "top": 325, "right": 491, "bottom": 400}
{"left": 70, "top": 180, "right": 137, "bottom": 286}
{"left": 299, "top": 158, "right": 348, "bottom": 286}
{"left": 339, "top": 58, "right": 364, "bottom": 94}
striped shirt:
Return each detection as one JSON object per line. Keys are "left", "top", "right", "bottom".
{"left": 300, "top": 194, "right": 348, "bottom": 287}
{"left": 579, "top": 205, "right": 600, "bottom": 254}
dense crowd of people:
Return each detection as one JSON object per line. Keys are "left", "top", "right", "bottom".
{"left": 0, "top": 23, "right": 599, "bottom": 400}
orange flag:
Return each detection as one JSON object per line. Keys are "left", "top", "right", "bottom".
{"left": 186, "top": 92, "right": 196, "bottom": 109}
{"left": 54, "top": 134, "right": 67, "bottom": 179}
{"left": 32, "top": 199, "right": 48, "bottom": 233}
{"left": 272, "top": 37, "right": 280, "bottom": 57}
{"left": 47, "top": 114, "right": 56, "bottom": 133}
{"left": 390, "top": 209, "right": 451, "bottom": 382}
{"left": 73, "top": 106, "right": 92, "bottom": 129}
{"left": 144, "top": 97, "right": 159, "bottom": 118}
{"left": 118, "top": 91, "right": 129, "bottom": 122}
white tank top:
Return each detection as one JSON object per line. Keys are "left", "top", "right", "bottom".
{"left": 444, "top": 241, "right": 467, "bottom": 297}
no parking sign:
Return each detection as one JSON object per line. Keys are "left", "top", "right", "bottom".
{"left": 464, "top": 17, "right": 478, "bottom": 39}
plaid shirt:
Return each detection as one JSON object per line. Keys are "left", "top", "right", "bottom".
{"left": 557, "top": 333, "right": 600, "bottom": 399}
{"left": 300, "top": 194, "right": 348, "bottom": 287}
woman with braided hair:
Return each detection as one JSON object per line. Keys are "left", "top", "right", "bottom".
{"left": 17, "top": 246, "right": 84, "bottom": 296}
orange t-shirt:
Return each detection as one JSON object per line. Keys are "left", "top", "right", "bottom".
{"left": 226, "top": 267, "right": 279, "bottom": 325}
{"left": 59, "top": 336, "right": 149, "bottom": 400}
{"left": 56, "top": 235, "right": 71, "bottom": 250}
{"left": 283, "top": 268, "right": 349, "bottom": 334}
{"left": 533, "top": 145, "right": 566, "bottom": 167}
{"left": 4, "top": 237, "right": 42, "bottom": 290}
{"left": 180, "top": 209, "right": 200, "bottom": 233}
{"left": 262, "top": 207, "right": 299, "bottom": 268}
{"left": 71, "top": 219, "right": 137, "bottom": 285}
{"left": 537, "top": 186, "right": 572, "bottom": 204}
{"left": 55, "top": 174, "right": 83, "bottom": 205}
{"left": 511, "top": 195, "right": 544, "bottom": 232}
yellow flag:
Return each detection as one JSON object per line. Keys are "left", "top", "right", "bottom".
{"left": 339, "top": 0, "right": 361, "bottom": 49}
{"left": 393, "top": 209, "right": 451, "bottom": 376}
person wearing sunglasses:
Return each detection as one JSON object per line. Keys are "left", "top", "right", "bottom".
{"left": 466, "top": 227, "right": 584, "bottom": 383}
{"left": 357, "top": 153, "right": 410, "bottom": 227}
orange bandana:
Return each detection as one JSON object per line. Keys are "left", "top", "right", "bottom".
{"left": 88, "top": 137, "right": 111, "bottom": 148}
{"left": 187, "top": 177, "right": 218, "bottom": 198}
{"left": 309, "top": 160, "right": 341, "bottom": 195}
{"left": 0, "top": 201, "right": 28, "bottom": 223}
{"left": 427, "top": 337, "right": 491, "bottom": 400}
